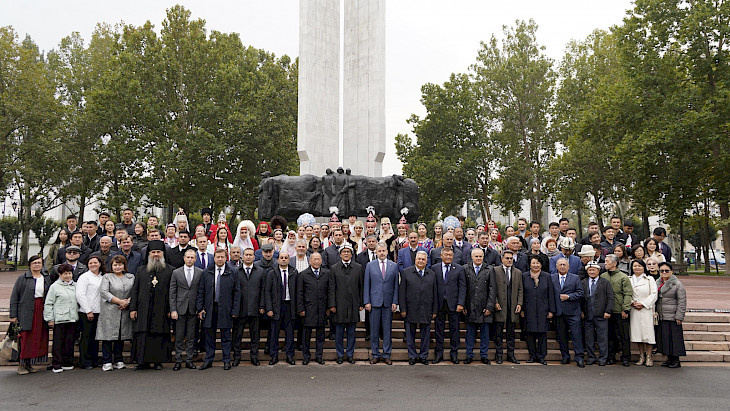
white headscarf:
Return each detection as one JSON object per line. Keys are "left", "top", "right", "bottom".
{"left": 233, "top": 220, "right": 256, "bottom": 251}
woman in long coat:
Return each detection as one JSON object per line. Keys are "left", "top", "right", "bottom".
{"left": 9, "top": 255, "right": 51, "bottom": 375}
{"left": 97, "top": 255, "right": 134, "bottom": 371}
{"left": 521, "top": 255, "right": 555, "bottom": 365}
{"left": 629, "top": 259, "right": 657, "bottom": 366}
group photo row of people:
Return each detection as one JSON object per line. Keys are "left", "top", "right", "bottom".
{"left": 9, "top": 207, "right": 687, "bottom": 375}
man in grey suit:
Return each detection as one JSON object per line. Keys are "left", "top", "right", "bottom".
{"left": 492, "top": 250, "right": 523, "bottom": 364}
{"left": 170, "top": 249, "right": 203, "bottom": 371}
{"left": 463, "top": 248, "right": 497, "bottom": 364}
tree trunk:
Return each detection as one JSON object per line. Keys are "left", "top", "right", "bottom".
{"left": 594, "top": 194, "right": 604, "bottom": 230}
{"left": 719, "top": 201, "right": 730, "bottom": 275}
{"left": 20, "top": 202, "right": 31, "bottom": 265}
{"left": 679, "top": 215, "right": 685, "bottom": 266}
{"left": 642, "top": 210, "right": 650, "bottom": 242}
{"left": 577, "top": 207, "right": 583, "bottom": 237}
{"left": 78, "top": 194, "right": 87, "bottom": 223}
{"left": 702, "top": 200, "right": 711, "bottom": 274}
{"left": 482, "top": 186, "right": 492, "bottom": 222}
{"left": 114, "top": 178, "right": 121, "bottom": 221}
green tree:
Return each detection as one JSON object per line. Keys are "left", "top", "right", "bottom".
{"left": 0, "top": 217, "right": 20, "bottom": 260}
{"left": 29, "top": 212, "right": 60, "bottom": 259}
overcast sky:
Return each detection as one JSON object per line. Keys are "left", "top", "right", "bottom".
{"left": 2, "top": 0, "right": 634, "bottom": 175}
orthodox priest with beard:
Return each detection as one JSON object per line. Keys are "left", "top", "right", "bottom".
{"left": 130, "top": 240, "right": 173, "bottom": 370}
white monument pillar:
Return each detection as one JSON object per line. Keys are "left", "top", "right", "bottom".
{"left": 298, "top": 0, "right": 340, "bottom": 176}
{"left": 343, "top": 0, "right": 386, "bottom": 177}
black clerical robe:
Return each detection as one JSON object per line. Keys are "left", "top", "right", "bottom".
{"left": 130, "top": 264, "right": 173, "bottom": 364}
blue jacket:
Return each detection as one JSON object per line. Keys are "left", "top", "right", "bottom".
{"left": 434, "top": 262, "right": 467, "bottom": 312}
{"left": 196, "top": 265, "right": 241, "bottom": 329}
{"left": 363, "top": 259, "right": 399, "bottom": 307}
{"left": 549, "top": 253, "right": 581, "bottom": 276}
{"left": 551, "top": 272, "right": 583, "bottom": 317}
{"left": 397, "top": 245, "right": 429, "bottom": 273}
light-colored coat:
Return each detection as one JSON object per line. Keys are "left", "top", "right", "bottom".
{"left": 657, "top": 275, "right": 686, "bottom": 322}
{"left": 43, "top": 280, "right": 79, "bottom": 324}
{"left": 96, "top": 273, "right": 134, "bottom": 341}
{"left": 629, "top": 274, "right": 657, "bottom": 344}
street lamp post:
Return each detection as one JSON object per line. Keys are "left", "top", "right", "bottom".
{"left": 12, "top": 201, "right": 19, "bottom": 268}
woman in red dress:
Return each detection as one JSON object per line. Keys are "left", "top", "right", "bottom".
{"left": 9, "top": 255, "right": 50, "bottom": 375}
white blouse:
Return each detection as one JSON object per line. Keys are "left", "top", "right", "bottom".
{"left": 34, "top": 276, "right": 45, "bottom": 298}
{"left": 76, "top": 271, "right": 103, "bottom": 314}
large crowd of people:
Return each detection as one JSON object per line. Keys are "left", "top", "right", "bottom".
{"left": 9, "top": 208, "right": 687, "bottom": 374}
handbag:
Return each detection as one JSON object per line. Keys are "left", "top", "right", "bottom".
{"left": 653, "top": 311, "right": 659, "bottom": 326}
{"left": 0, "top": 323, "right": 21, "bottom": 362}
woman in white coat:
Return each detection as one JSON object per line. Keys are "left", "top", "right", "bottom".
{"left": 629, "top": 259, "right": 658, "bottom": 366}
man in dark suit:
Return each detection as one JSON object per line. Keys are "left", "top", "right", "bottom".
{"left": 399, "top": 251, "right": 438, "bottom": 365}
{"left": 453, "top": 227, "right": 473, "bottom": 266}
{"left": 232, "top": 247, "right": 266, "bottom": 367}
{"left": 321, "top": 228, "right": 346, "bottom": 269}
{"left": 433, "top": 248, "right": 466, "bottom": 364}
{"left": 50, "top": 245, "right": 88, "bottom": 282}
{"left": 355, "top": 235, "right": 378, "bottom": 341}
{"left": 581, "top": 262, "right": 614, "bottom": 366}
{"left": 168, "top": 230, "right": 195, "bottom": 269}
{"left": 506, "top": 236, "right": 529, "bottom": 273}
{"left": 115, "top": 235, "right": 142, "bottom": 274}
{"left": 651, "top": 227, "right": 672, "bottom": 262}
{"left": 473, "top": 232, "right": 501, "bottom": 267}
{"left": 492, "top": 250, "right": 523, "bottom": 364}
{"left": 226, "top": 246, "right": 242, "bottom": 272}
{"left": 364, "top": 242, "right": 399, "bottom": 365}
{"left": 194, "top": 236, "right": 214, "bottom": 271}
{"left": 84, "top": 221, "right": 101, "bottom": 252}
{"left": 170, "top": 249, "right": 204, "bottom": 370}
{"left": 255, "top": 243, "right": 277, "bottom": 355}
{"left": 196, "top": 248, "right": 241, "bottom": 370}
{"left": 430, "top": 232, "right": 463, "bottom": 266}
{"left": 463, "top": 248, "right": 497, "bottom": 364}
{"left": 397, "top": 231, "right": 428, "bottom": 273}
{"left": 56, "top": 232, "right": 92, "bottom": 266}
{"left": 296, "top": 252, "right": 335, "bottom": 365}
{"left": 265, "top": 251, "right": 299, "bottom": 365}
{"left": 330, "top": 244, "right": 363, "bottom": 364}
{"left": 552, "top": 257, "right": 585, "bottom": 367}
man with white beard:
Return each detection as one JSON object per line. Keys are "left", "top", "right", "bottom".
{"left": 130, "top": 240, "right": 174, "bottom": 370}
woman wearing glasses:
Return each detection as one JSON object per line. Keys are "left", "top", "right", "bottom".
{"left": 655, "top": 262, "right": 686, "bottom": 368}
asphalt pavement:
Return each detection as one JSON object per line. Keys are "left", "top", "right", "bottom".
{"left": 1, "top": 362, "right": 729, "bottom": 410}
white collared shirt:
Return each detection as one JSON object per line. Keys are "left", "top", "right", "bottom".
{"left": 76, "top": 271, "right": 102, "bottom": 313}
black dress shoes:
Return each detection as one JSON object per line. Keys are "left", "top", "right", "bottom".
{"left": 365, "top": 334, "right": 370, "bottom": 342}
{"left": 421, "top": 358, "right": 429, "bottom": 365}
{"left": 302, "top": 359, "right": 310, "bottom": 365}
{"left": 370, "top": 357, "right": 379, "bottom": 364}
{"left": 525, "top": 358, "right": 536, "bottom": 364}
{"left": 668, "top": 361, "right": 681, "bottom": 368}
{"left": 269, "top": 357, "right": 279, "bottom": 365}
{"left": 464, "top": 357, "right": 473, "bottom": 364}
{"left": 495, "top": 356, "right": 503, "bottom": 364}
{"left": 251, "top": 358, "right": 260, "bottom": 366}
{"left": 286, "top": 356, "right": 295, "bottom": 365}
{"left": 383, "top": 358, "right": 392, "bottom": 365}
{"left": 223, "top": 362, "right": 231, "bottom": 370}
{"left": 576, "top": 359, "right": 585, "bottom": 368}
{"left": 508, "top": 355, "right": 520, "bottom": 364}
{"left": 560, "top": 358, "right": 570, "bottom": 365}
{"left": 199, "top": 362, "right": 212, "bottom": 370}
{"left": 316, "top": 358, "right": 325, "bottom": 365}
{"left": 173, "top": 362, "right": 182, "bottom": 371}
{"left": 328, "top": 333, "right": 335, "bottom": 341}
{"left": 134, "top": 364, "right": 148, "bottom": 371}
{"left": 622, "top": 360, "right": 630, "bottom": 367}
{"left": 540, "top": 359, "right": 548, "bottom": 365}
{"left": 586, "top": 358, "right": 596, "bottom": 366}
{"left": 232, "top": 358, "right": 241, "bottom": 367}
{"left": 481, "top": 358, "right": 490, "bottom": 365}
{"left": 347, "top": 356, "right": 355, "bottom": 364}
{"left": 153, "top": 363, "right": 163, "bottom": 370}
{"left": 451, "top": 356, "right": 460, "bottom": 364}
{"left": 408, "top": 358, "right": 417, "bottom": 365}
{"left": 607, "top": 358, "right": 616, "bottom": 365}
{"left": 598, "top": 360, "right": 606, "bottom": 366}
{"left": 432, "top": 355, "right": 443, "bottom": 364}
{"left": 185, "top": 361, "right": 197, "bottom": 369}
{"left": 336, "top": 357, "right": 344, "bottom": 365}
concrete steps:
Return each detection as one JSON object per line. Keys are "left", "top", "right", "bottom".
{"left": 2, "top": 310, "right": 730, "bottom": 364}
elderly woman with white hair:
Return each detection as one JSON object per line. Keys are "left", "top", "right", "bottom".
{"left": 233, "top": 220, "right": 259, "bottom": 252}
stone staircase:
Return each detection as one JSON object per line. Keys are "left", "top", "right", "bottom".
{"left": 1, "top": 309, "right": 729, "bottom": 364}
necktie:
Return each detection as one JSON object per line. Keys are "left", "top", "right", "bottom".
{"left": 590, "top": 278, "right": 596, "bottom": 296}
{"left": 419, "top": 270, "right": 423, "bottom": 277}
{"left": 381, "top": 261, "right": 386, "bottom": 280}
{"left": 506, "top": 268, "right": 510, "bottom": 285}
{"left": 371, "top": 251, "right": 375, "bottom": 262}
{"left": 282, "top": 270, "right": 287, "bottom": 300}
{"left": 215, "top": 268, "right": 222, "bottom": 303}
{"left": 246, "top": 267, "right": 251, "bottom": 278}
{"left": 560, "top": 276, "right": 565, "bottom": 289}
{"left": 444, "top": 264, "right": 450, "bottom": 282}
{"left": 186, "top": 268, "right": 193, "bottom": 287}
{"left": 201, "top": 253, "right": 207, "bottom": 269}
{"left": 314, "top": 269, "right": 319, "bottom": 278}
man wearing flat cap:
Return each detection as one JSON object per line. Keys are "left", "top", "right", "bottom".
{"left": 329, "top": 244, "right": 363, "bottom": 364}
{"left": 130, "top": 240, "right": 174, "bottom": 370}
{"left": 549, "top": 237, "right": 581, "bottom": 275}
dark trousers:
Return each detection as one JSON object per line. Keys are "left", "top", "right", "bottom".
{"left": 434, "top": 301, "right": 460, "bottom": 358}
{"left": 52, "top": 322, "right": 76, "bottom": 368}
{"left": 608, "top": 313, "right": 632, "bottom": 361}
{"left": 232, "top": 315, "right": 260, "bottom": 360}
{"left": 79, "top": 313, "right": 99, "bottom": 367}
{"left": 465, "top": 322, "right": 490, "bottom": 359}
{"left": 204, "top": 305, "right": 232, "bottom": 363}
{"left": 303, "top": 326, "right": 325, "bottom": 360}
{"left": 335, "top": 323, "right": 356, "bottom": 358}
{"left": 369, "top": 306, "right": 393, "bottom": 358}
{"left": 260, "top": 317, "right": 271, "bottom": 352}
{"left": 556, "top": 314, "right": 584, "bottom": 360}
{"left": 492, "top": 320, "right": 516, "bottom": 357}
{"left": 406, "top": 322, "right": 431, "bottom": 360}
{"left": 294, "top": 317, "right": 303, "bottom": 348}
{"left": 364, "top": 309, "right": 371, "bottom": 337}
{"left": 270, "top": 302, "right": 295, "bottom": 359}
{"left": 174, "top": 312, "right": 197, "bottom": 362}
{"left": 102, "top": 340, "right": 124, "bottom": 364}
{"left": 584, "top": 317, "right": 609, "bottom": 362}
{"left": 525, "top": 332, "right": 547, "bottom": 360}
{"left": 195, "top": 317, "right": 205, "bottom": 353}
